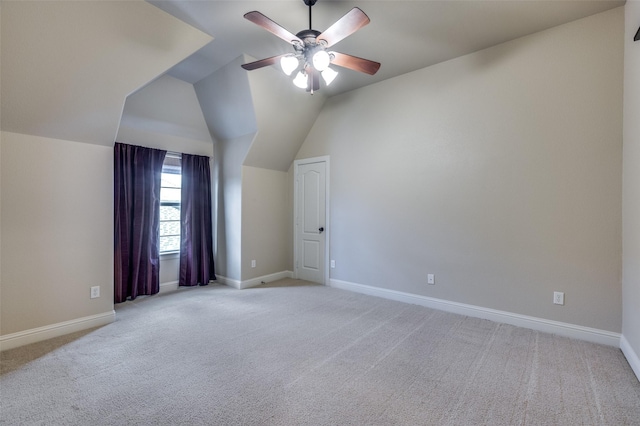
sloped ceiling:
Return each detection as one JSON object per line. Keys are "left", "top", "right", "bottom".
{"left": 146, "top": 0, "right": 624, "bottom": 172}
{"left": 194, "top": 54, "right": 325, "bottom": 171}
{"left": 194, "top": 55, "right": 258, "bottom": 143}
{"left": 150, "top": 0, "right": 624, "bottom": 97}
{"left": 243, "top": 57, "right": 326, "bottom": 171}
{"left": 1, "top": 1, "right": 212, "bottom": 146}
{"left": 117, "top": 74, "right": 213, "bottom": 151}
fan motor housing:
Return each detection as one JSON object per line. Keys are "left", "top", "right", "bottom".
{"left": 296, "top": 29, "right": 321, "bottom": 44}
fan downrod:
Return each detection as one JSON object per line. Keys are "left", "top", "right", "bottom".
{"left": 303, "top": 0, "right": 317, "bottom": 30}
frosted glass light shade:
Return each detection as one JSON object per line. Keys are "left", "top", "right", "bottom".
{"left": 293, "top": 71, "right": 308, "bottom": 89}
{"left": 280, "top": 55, "right": 298, "bottom": 76}
{"left": 321, "top": 67, "right": 338, "bottom": 86}
{"left": 312, "top": 50, "right": 330, "bottom": 71}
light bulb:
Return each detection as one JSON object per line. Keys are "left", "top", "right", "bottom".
{"left": 321, "top": 67, "right": 338, "bottom": 86}
{"left": 280, "top": 55, "right": 298, "bottom": 76}
{"left": 293, "top": 71, "right": 308, "bottom": 89}
{"left": 312, "top": 50, "right": 330, "bottom": 71}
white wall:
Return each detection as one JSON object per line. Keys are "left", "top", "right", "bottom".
{"left": 241, "top": 166, "right": 291, "bottom": 280}
{"left": 1, "top": 132, "right": 113, "bottom": 336}
{"left": 296, "top": 8, "right": 623, "bottom": 332}
{"left": 622, "top": 0, "right": 640, "bottom": 379}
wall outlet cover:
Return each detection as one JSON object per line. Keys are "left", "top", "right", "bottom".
{"left": 553, "top": 291, "right": 565, "bottom": 305}
{"left": 90, "top": 286, "right": 100, "bottom": 299}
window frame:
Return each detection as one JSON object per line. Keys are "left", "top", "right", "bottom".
{"left": 159, "top": 154, "right": 182, "bottom": 255}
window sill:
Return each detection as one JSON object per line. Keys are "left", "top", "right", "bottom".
{"left": 160, "top": 251, "right": 180, "bottom": 260}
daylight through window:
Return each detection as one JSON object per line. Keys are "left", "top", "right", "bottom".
{"left": 160, "top": 154, "right": 181, "bottom": 253}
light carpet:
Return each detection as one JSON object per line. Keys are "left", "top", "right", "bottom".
{"left": 1, "top": 279, "right": 639, "bottom": 425}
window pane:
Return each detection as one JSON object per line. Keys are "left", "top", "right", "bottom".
{"left": 161, "top": 188, "right": 181, "bottom": 203}
{"left": 160, "top": 155, "right": 181, "bottom": 254}
{"left": 161, "top": 172, "right": 181, "bottom": 188}
{"left": 160, "top": 220, "right": 180, "bottom": 237}
{"left": 160, "top": 235, "right": 180, "bottom": 252}
{"left": 160, "top": 206, "right": 180, "bottom": 221}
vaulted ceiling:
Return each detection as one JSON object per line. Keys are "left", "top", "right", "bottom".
{"left": 1, "top": 0, "right": 625, "bottom": 165}
{"left": 151, "top": 0, "right": 624, "bottom": 96}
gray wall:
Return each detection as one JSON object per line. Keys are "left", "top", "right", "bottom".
{"left": 241, "top": 166, "right": 291, "bottom": 280}
{"left": 296, "top": 8, "right": 623, "bottom": 332}
{"left": 622, "top": 0, "right": 640, "bottom": 373}
{"left": 0, "top": 1, "right": 211, "bottom": 341}
{"left": 1, "top": 132, "right": 113, "bottom": 335}
{"left": 195, "top": 57, "right": 254, "bottom": 282}
{"left": 196, "top": 56, "right": 316, "bottom": 283}
{"left": 214, "top": 134, "right": 253, "bottom": 280}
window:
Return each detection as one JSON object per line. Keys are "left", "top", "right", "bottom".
{"left": 160, "top": 154, "right": 181, "bottom": 253}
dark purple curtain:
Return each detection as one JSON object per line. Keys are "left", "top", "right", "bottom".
{"left": 114, "top": 142, "right": 167, "bottom": 303}
{"left": 179, "top": 154, "right": 216, "bottom": 286}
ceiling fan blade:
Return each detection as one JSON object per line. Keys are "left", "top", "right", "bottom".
{"left": 331, "top": 52, "right": 380, "bottom": 75}
{"left": 244, "top": 11, "right": 303, "bottom": 45}
{"left": 317, "top": 8, "right": 370, "bottom": 48}
{"left": 241, "top": 54, "right": 288, "bottom": 71}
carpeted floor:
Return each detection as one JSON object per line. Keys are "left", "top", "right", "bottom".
{"left": 1, "top": 279, "right": 639, "bottom": 425}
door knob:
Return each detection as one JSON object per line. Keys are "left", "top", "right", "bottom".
{"left": 319, "top": 227, "right": 324, "bottom": 233}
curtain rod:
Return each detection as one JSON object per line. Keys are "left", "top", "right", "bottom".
{"left": 166, "top": 151, "right": 213, "bottom": 161}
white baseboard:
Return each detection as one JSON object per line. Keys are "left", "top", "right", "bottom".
{"left": 329, "top": 279, "right": 621, "bottom": 347}
{"left": 215, "top": 271, "right": 294, "bottom": 290}
{"left": 0, "top": 311, "right": 116, "bottom": 352}
{"left": 214, "top": 275, "right": 242, "bottom": 289}
{"left": 621, "top": 335, "right": 640, "bottom": 382}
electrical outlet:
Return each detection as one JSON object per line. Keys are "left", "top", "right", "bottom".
{"left": 90, "top": 286, "right": 100, "bottom": 299}
{"left": 251, "top": 260, "right": 256, "bottom": 268}
{"left": 331, "top": 260, "right": 336, "bottom": 268}
{"left": 553, "top": 291, "right": 564, "bottom": 305}
{"left": 427, "top": 274, "right": 435, "bottom": 285}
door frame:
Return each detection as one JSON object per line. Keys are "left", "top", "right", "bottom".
{"left": 293, "top": 156, "right": 330, "bottom": 285}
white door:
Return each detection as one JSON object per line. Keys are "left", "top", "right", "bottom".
{"left": 296, "top": 161, "right": 326, "bottom": 284}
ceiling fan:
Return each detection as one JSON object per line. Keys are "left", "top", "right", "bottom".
{"left": 241, "top": 0, "right": 381, "bottom": 94}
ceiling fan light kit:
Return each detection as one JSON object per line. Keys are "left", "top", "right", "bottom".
{"left": 280, "top": 55, "right": 299, "bottom": 75}
{"left": 241, "top": 0, "right": 380, "bottom": 94}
